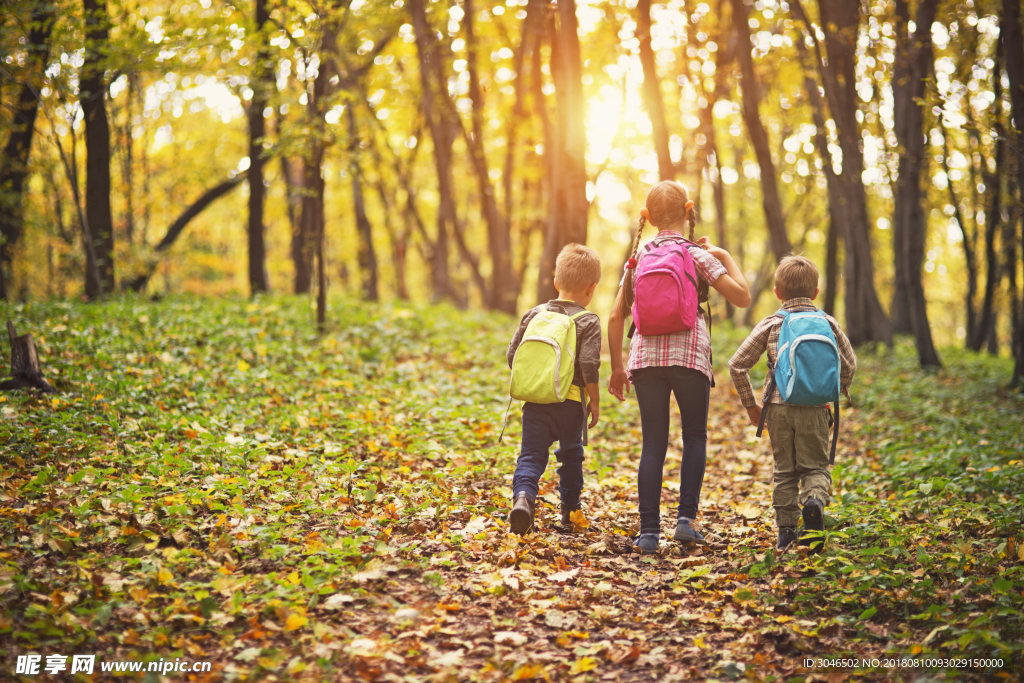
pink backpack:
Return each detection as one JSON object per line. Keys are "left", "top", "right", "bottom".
{"left": 631, "top": 238, "right": 701, "bottom": 336}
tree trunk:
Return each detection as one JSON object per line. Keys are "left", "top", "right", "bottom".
{"left": 81, "top": 0, "right": 116, "bottom": 298}
{"left": 0, "top": 1, "right": 54, "bottom": 299}
{"left": 795, "top": 31, "right": 843, "bottom": 316}
{"left": 464, "top": 0, "right": 516, "bottom": 312}
{"left": 731, "top": 0, "right": 791, "bottom": 262}
{"left": 282, "top": 156, "right": 310, "bottom": 293}
{"left": 890, "top": 0, "right": 913, "bottom": 331}
{"left": 126, "top": 176, "right": 244, "bottom": 291}
{"left": 1002, "top": 0, "right": 1024, "bottom": 387}
{"left": 366, "top": 145, "right": 408, "bottom": 300}
{"left": 971, "top": 36, "right": 1004, "bottom": 353}
{"left": 408, "top": 0, "right": 457, "bottom": 303}
{"left": 504, "top": 0, "right": 546, "bottom": 304}
{"left": 348, "top": 106, "right": 378, "bottom": 301}
{"left": 537, "top": 0, "right": 588, "bottom": 304}
{"left": 800, "top": 0, "right": 892, "bottom": 346}
{"left": 890, "top": 0, "right": 941, "bottom": 366}
{"left": 1, "top": 322, "right": 56, "bottom": 393}
{"left": 247, "top": 0, "right": 270, "bottom": 294}
{"left": 938, "top": 116, "right": 978, "bottom": 348}
{"left": 638, "top": 0, "right": 673, "bottom": 180}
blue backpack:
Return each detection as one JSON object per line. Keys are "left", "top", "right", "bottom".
{"left": 755, "top": 309, "right": 841, "bottom": 464}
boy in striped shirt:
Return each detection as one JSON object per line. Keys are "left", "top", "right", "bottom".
{"left": 728, "top": 256, "right": 856, "bottom": 551}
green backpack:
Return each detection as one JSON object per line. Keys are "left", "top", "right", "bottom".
{"left": 510, "top": 308, "right": 589, "bottom": 403}
{"left": 500, "top": 307, "right": 590, "bottom": 444}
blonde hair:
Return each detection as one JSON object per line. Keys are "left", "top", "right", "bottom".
{"left": 620, "top": 180, "right": 698, "bottom": 317}
{"left": 775, "top": 254, "right": 819, "bottom": 299}
{"left": 555, "top": 243, "right": 602, "bottom": 293}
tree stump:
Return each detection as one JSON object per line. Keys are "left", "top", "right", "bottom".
{"left": 0, "top": 320, "right": 56, "bottom": 393}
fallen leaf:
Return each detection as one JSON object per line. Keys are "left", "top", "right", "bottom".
{"left": 510, "top": 663, "right": 546, "bottom": 680}
{"left": 284, "top": 614, "right": 307, "bottom": 631}
{"left": 494, "top": 631, "right": 528, "bottom": 646}
{"left": 547, "top": 568, "right": 580, "bottom": 584}
{"left": 570, "top": 656, "right": 599, "bottom": 674}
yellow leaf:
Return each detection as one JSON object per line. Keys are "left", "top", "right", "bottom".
{"left": 569, "top": 509, "right": 590, "bottom": 530}
{"left": 284, "top": 614, "right": 308, "bottom": 631}
{"left": 734, "top": 503, "right": 761, "bottom": 520}
{"left": 157, "top": 568, "right": 173, "bottom": 585}
{"left": 510, "top": 663, "right": 545, "bottom": 680}
{"left": 237, "top": 360, "right": 251, "bottom": 372}
{"left": 694, "top": 636, "right": 706, "bottom": 649}
{"left": 287, "top": 571, "right": 300, "bottom": 585}
{"left": 570, "top": 657, "right": 599, "bottom": 674}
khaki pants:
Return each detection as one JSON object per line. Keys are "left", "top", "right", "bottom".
{"left": 766, "top": 403, "right": 832, "bottom": 528}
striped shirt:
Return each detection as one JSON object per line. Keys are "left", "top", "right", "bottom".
{"left": 622, "top": 231, "right": 727, "bottom": 383}
{"left": 728, "top": 297, "right": 857, "bottom": 408}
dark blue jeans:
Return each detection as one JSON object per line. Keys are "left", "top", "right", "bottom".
{"left": 512, "top": 400, "right": 585, "bottom": 508}
{"left": 632, "top": 366, "right": 710, "bottom": 535}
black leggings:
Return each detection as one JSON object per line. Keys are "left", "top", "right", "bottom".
{"left": 632, "top": 365, "right": 710, "bottom": 535}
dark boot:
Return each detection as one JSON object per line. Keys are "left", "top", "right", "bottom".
{"left": 777, "top": 526, "right": 799, "bottom": 549}
{"left": 800, "top": 498, "right": 825, "bottom": 552}
{"left": 560, "top": 503, "right": 582, "bottom": 529}
{"left": 509, "top": 493, "right": 535, "bottom": 536}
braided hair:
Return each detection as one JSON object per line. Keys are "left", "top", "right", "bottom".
{"left": 619, "top": 181, "right": 698, "bottom": 318}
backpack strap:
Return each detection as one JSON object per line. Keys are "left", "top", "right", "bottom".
{"left": 829, "top": 400, "right": 839, "bottom": 465}
{"left": 570, "top": 309, "right": 590, "bottom": 446}
{"left": 755, "top": 360, "right": 776, "bottom": 438}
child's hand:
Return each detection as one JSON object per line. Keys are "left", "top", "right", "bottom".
{"left": 697, "top": 236, "right": 728, "bottom": 261}
{"left": 608, "top": 368, "right": 631, "bottom": 401}
{"left": 746, "top": 403, "right": 763, "bottom": 427}
{"left": 587, "top": 400, "right": 599, "bottom": 428}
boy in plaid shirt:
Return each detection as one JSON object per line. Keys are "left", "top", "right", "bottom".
{"left": 728, "top": 256, "right": 856, "bottom": 551}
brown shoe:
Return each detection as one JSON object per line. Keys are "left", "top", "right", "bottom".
{"left": 509, "top": 493, "right": 535, "bottom": 535}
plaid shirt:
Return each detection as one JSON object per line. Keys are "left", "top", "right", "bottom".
{"left": 728, "top": 297, "right": 857, "bottom": 408}
{"left": 623, "top": 231, "right": 727, "bottom": 383}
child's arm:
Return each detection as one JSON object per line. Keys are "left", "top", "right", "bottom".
{"left": 833, "top": 323, "right": 858, "bottom": 400}
{"left": 585, "top": 382, "right": 600, "bottom": 428}
{"left": 728, "top": 319, "right": 772, "bottom": 425}
{"left": 607, "top": 287, "right": 630, "bottom": 401}
{"left": 697, "top": 237, "right": 752, "bottom": 308}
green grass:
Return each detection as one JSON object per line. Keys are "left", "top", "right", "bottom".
{"left": 0, "top": 295, "right": 1021, "bottom": 680}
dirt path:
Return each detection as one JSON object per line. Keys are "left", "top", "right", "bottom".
{"left": 331, "top": 382, "right": 865, "bottom": 683}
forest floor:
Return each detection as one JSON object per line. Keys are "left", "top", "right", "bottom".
{"left": 0, "top": 297, "right": 1022, "bottom": 683}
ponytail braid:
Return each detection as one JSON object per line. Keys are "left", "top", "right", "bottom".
{"left": 619, "top": 215, "right": 646, "bottom": 317}
{"left": 685, "top": 200, "right": 696, "bottom": 242}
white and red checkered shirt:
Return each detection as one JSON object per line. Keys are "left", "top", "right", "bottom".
{"left": 622, "top": 231, "right": 727, "bottom": 383}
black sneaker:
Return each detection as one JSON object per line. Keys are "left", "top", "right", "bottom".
{"left": 509, "top": 493, "right": 535, "bottom": 536}
{"left": 777, "top": 526, "right": 799, "bottom": 549}
{"left": 801, "top": 498, "right": 825, "bottom": 552}
{"left": 673, "top": 517, "right": 707, "bottom": 545}
{"left": 635, "top": 533, "right": 660, "bottom": 555}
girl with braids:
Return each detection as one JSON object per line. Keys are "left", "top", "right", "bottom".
{"left": 608, "top": 180, "right": 751, "bottom": 555}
